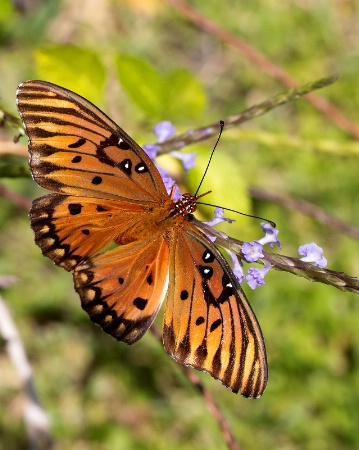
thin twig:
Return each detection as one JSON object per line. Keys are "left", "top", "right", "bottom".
{"left": 150, "top": 324, "right": 241, "bottom": 450}
{"left": 193, "top": 219, "right": 359, "bottom": 294}
{"left": 167, "top": 0, "right": 359, "bottom": 140}
{"left": 0, "top": 183, "right": 31, "bottom": 211}
{"left": 250, "top": 187, "right": 359, "bottom": 240}
{"left": 0, "top": 296, "right": 53, "bottom": 450}
{"left": 156, "top": 75, "right": 338, "bottom": 153}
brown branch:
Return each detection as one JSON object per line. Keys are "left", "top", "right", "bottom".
{"left": 167, "top": 0, "right": 359, "bottom": 140}
{"left": 0, "top": 183, "right": 31, "bottom": 211}
{"left": 157, "top": 75, "right": 337, "bottom": 153}
{"left": 150, "top": 324, "right": 241, "bottom": 450}
{"left": 0, "top": 140, "right": 28, "bottom": 156}
{"left": 249, "top": 187, "right": 359, "bottom": 240}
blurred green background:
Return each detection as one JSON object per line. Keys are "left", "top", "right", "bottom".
{"left": 1, "top": 1, "right": 359, "bottom": 449}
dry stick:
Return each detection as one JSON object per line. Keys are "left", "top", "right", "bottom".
{"left": 0, "top": 296, "right": 53, "bottom": 450}
{"left": 150, "top": 324, "right": 241, "bottom": 450}
{"left": 167, "top": 0, "right": 359, "bottom": 140}
{"left": 0, "top": 183, "right": 31, "bottom": 211}
{"left": 250, "top": 187, "right": 359, "bottom": 240}
{"left": 157, "top": 75, "right": 337, "bottom": 153}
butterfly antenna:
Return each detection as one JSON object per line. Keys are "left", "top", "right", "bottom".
{"left": 197, "top": 201, "right": 276, "bottom": 228}
{"left": 194, "top": 121, "right": 276, "bottom": 228}
{"left": 194, "top": 120, "right": 224, "bottom": 198}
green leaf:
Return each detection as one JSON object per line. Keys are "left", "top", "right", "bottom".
{"left": 0, "top": 154, "right": 29, "bottom": 178}
{"left": 165, "top": 69, "right": 206, "bottom": 120}
{"left": 115, "top": 54, "right": 207, "bottom": 121}
{"left": 115, "top": 54, "right": 164, "bottom": 118}
{"left": 34, "top": 46, "right": 106, "bottom": 104}
{"left": 0, "top": 0, "right": 13, "bottom": 20}
{"left": 186, "top": 145, "right": 251, "bottom": 234}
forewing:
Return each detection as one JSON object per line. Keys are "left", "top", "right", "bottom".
{"left": 74, "top": 237, "right": 169, "bottom": 344}
{"left": 163, "top": 226, "right": 267, "bottom": 397}
{"left": 16, "top": 80, "right": 167, "bottom": 203}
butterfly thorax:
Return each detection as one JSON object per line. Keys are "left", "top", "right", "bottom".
{"left": 114, "top": 196, "right": 194, "bottom": 246}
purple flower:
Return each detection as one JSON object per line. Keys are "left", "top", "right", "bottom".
{"left": 258, "top": 223, "right": 281, "bottom": 249}
{"left": 205, "top": 207, "right": 235, "bottom": 227}
{"left": 246, "top": 263, "right": 271, "bottom": 289}
{"left": 143, "top": 144, "right": 159, "bottom": 160}
{"left": 298, "top": 242, "right": 327, "bottom": 268}
{"left": 229, "top": 251, "right": 244, "bottom": 284}
{"left": 170, "top": 151, "right": 197, "bottom": 171}
{"left": 242, "top": 241, "right": 264, "bottom": 263}
{"left": 154, "top": 121, "right": 176, "bottom": 143}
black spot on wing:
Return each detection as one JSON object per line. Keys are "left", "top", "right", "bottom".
{"left": 199, "top": 265, "right": 213, "bottom": 280}
{"left": 119, "top": 158, "right": 132, "bottom": 175}
{"left": 118, "top": 140, "right": 130, "bottom": 150}
{"left": 196, "top": 316, "right": 205, "bottom": 326}
{"left": 135, "top": 162, "right": 149, "bottom": 174}
{"left": 133, "top": 297, "right": 148, "bottom": 311}
{"left": 68, "top": 203, "right": 82, "bottom": 215}
{"left": 146, "top": 273, "right": 153, "bottom": 285}
{"left": 68, "top": 138, "right": 86, "bottom": 148}
{"left": 202, "top": 250, "right": 215, "bottom": 263}
{"left": 210, "top": 319, "right": 222, "bottom": 332}
{"left": 92, "top": 176, "right": 102, "bottom": 185}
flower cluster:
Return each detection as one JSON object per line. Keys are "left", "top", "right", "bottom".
{"left": 145, "top": 121, "right": 327, "bottom": 289}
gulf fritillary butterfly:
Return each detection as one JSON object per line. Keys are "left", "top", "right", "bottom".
{"left": 16, "top": 80, "right": 267, "bottom": 397}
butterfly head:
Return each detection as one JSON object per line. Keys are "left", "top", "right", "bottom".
{"left": 172, "top": 190, "right": 212, "bottom": 219}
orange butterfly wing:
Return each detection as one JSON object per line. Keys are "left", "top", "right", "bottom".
{"left": 164, "top": 225, "right": 267, "bottom": 397}
{"left": 74, "top": 236, "right": 169, "bottom": 344}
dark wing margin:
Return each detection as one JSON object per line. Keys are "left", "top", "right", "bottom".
{"left": 74, "top": 237, "right": 170, "bottom": 344}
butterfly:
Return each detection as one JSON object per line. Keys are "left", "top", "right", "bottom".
{"left": 16, "top": 80, "right": 267, "bottom": 397}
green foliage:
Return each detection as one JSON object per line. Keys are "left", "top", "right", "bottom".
{"left": 115, "top": 54, "right": 206, "bottom": 121}
{"left": 0, "top": 0, "right": 12, "bottom": 20}
{"left": 0, "top": 154, "right": 29, "bottom": 177}
{"left": 35, "top": 46, "right": 106, "bottom": 104}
